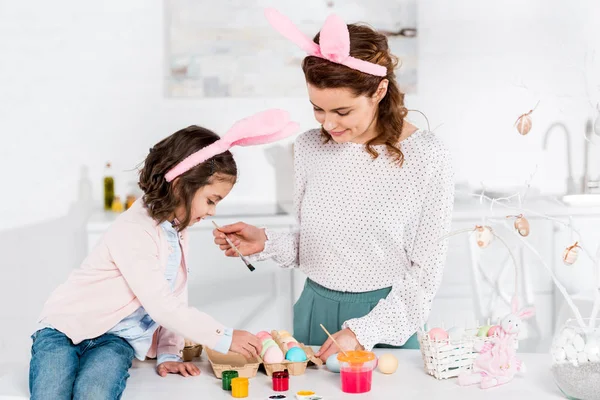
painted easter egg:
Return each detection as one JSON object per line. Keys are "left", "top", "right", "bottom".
{"left": 260, "top": 340, "right": 278, "bottom": 357}
{"left": 516, "top": 113, "right": 533, "bottom": 135}
{"left": 285, "top": 347, "right": 307, "bottom": 362}
{"left": 428, "top": 327, "right": 449, "bottom": 341}
{"left": 477, "top": 325, "right": 492, "bottom": 337}
{"left": 475, "top": 226, "right": 494, "bottom": 248}
{"left": 563, "top": 243, "right": 580, "bottom": 265}
{"left": 263, "top": 345, "right": 285, "bottom": 363}
{"left": 280, "top": 336, "right": 297, "bottom": 344}
{"left": 514, "top": 215, "right": 530, "bottom": 237}
{"left": 487, "top": 325, "right": 501, "bottom": 337}
{"left": 377, "top": 354, "right": 398, "bottom": 374}
{"left": 326, "top": 353, "right": 341, "bottom": 373}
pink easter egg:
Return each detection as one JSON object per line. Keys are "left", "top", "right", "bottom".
{"left": 428, "top": 327, "right": 449, "bottom": 341}
{"left": 487, "top": 325, "right": 501, "bottom": 337}
{"left": 263, "top": 345, "right": 285, "bottom": 363}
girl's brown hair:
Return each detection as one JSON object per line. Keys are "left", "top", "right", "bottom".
{"left": 138, "top": 126, "right": 237, "bottom": 230}
{"left": 302, "top": 24, "right": 407, "bottom": 166}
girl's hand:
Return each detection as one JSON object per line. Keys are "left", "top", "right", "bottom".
{"left": 230, "top": 330, "right": 263, "bottom": 359}
{"left": 156, "top": 361, "right": 200, "bottom": 377}
{"left": 315, "top": 328, "right": 363, "bottom": 362}
{"left": 212, "top": 222, "right": 267, "bottom": 257}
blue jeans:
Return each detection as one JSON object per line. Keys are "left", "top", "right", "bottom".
{"left": 29, "top": 328, "right": 135, "bottom": 400}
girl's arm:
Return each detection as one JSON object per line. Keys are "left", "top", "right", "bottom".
{"left": 105, "top": 224, "right": 229, "bottom": 351}
{"left": 343, "top": 149, "right": 455, "bottom": 350}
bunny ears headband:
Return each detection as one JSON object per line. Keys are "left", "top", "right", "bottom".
{"left": 165, "top": 109, "right": 299, "bottom": 182}
{"left": 264, "top": 8, "right": 387, "bottom": 77}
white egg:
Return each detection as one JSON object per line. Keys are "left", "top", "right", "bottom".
{"left": 573, "top": 334, "right": 585, "bottom": 352}
{"left": 562, "top": 328, "right": 576, "bottom": 340}
{"left": 552, "top": 347, "right": 566, "bottom": 362}
{"left": 564, "top": 344, "right": 577, "bottom": 360}
{"left": 584, "top": 342, "right": 599, "bottom": 356}
{"left": 554, "top": 335, "right": 567, "bottom": 348}
{"left": 588, "top": 353, "right": 600, "bottom": 363}
{"left": 578, "top": 352, "right": 589, "bottom": 364}
{"left": 447, "top": 327, "right": 465, "bottom": 341}
{"left": 585, "top": 335, "right": 599, "bottom": 347}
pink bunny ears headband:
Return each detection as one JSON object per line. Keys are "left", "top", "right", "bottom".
{"left": 165, "top": 109, "right": 299, "bottom": 182}
{"left": 264, "top": 8, "right": 387, "bottom": 77}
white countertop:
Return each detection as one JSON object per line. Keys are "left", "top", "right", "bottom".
{"left": 121, "top": 349, "right": 563, "bottom": 400}
{"left": 86, "top": 202, "right": 297, "bottom": 232}
{"left": 86, "top": 196, "right": 600, "bottom": 232}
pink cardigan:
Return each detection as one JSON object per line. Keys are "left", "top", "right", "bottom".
{"left": 38, "top": 199, "right": 227, "bottom": 358}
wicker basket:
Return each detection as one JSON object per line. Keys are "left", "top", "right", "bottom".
{"left": 418, "top": 329, "right": 492, "bottom": 380}
{"left": 181, "top": 343, "right": 203, "bottom": 362}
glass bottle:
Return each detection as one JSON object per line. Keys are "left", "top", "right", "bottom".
{"left": 104, "top": 162, "right": 115, "bottom": 210}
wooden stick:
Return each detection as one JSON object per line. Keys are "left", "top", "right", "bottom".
{"left": 320, "top": 324, "right": 349, "bottom": 357}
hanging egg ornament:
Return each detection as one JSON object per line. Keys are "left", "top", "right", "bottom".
{"left": 562, "top": 242, "right": 580, "bottom": 266}
{"left": 514, "top": 215, "right": 530, "bottom": 237}
{"left": 515, "top": 110, "right": 533, "bottom": 135}
{"left": 475, "top": 225, "right": 494, "bottom": 248}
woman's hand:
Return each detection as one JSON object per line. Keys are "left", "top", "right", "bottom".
{"left": 212, "top": 222, "right": 267, "bottom": 257}
{"left": 230, "top": 330, "right": 263, "bottom": 359}
{"left": 156, "top": 361, "right": 200, "bottom": 377}
{"left": 315, "top": 328, "right": 363, "bottom": 362}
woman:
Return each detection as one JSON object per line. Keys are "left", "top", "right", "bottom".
{"left": 213, "top": 9, "right": 454, "bottom": 361}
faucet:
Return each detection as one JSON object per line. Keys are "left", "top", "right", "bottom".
{"left": 543, "top": 122, "right": 577, "bottom": 194}
{"left": 582, "top": 118, "right": 599, "bottom": 193}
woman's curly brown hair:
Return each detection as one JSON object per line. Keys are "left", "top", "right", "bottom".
{"left": 138, "top": 126, "right": 237, "bottom": 231}
{"left": 302, "top": 23, "right": 408, "bottom": 166}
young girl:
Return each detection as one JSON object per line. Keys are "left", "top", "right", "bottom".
{"left": 29, "top": 109, "right": 298, "bottom": 399}
{"left": 213, "top": 9, "right": 455, "bottom": 362}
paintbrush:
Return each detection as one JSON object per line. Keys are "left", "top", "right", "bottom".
{"left": 320, "top": 324, "right": 349, "bottom": 357}
{"left": 212, "top": 221, "right": 255, "bottom": 272}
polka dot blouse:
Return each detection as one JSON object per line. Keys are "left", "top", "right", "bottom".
{"left": 252, "top": 128, "right": 455, "bottom": 350}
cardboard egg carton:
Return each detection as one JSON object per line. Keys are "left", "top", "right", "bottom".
{"left": 205, "top": 347, "right": 261, "bottom": 379}
{"left": 262, "top": 330, "right": 323, "bottom": 377}
{"left": 205, "top": 330, "right": 323, "bottom": 379}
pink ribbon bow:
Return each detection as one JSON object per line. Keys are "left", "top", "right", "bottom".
{"left": 264, "top": 8, "right": 387, "bottom": 77}
{"left": 165, "top": 109, "right": 299, "bottom": 182}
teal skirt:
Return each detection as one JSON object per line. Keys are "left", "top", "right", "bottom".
{"left": 293, "top": 279, "right": 419, "bottom": 349}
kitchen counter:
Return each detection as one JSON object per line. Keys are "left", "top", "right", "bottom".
{"left": 87, "top": 196, "right": 600, "bottom": 232}
{"left": 121, "top": 349, "right": 564, "bottom": 400}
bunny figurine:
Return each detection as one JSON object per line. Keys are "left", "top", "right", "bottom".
{"left": 458, "top": 297, "right": 535, "bottom": 389}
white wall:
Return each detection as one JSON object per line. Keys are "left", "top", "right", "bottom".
{"left": 0, "top": 0, "right": 599, "bottom": 364}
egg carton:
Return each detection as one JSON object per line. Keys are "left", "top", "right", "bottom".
{"left": 417, "top": 329, "right": 493, "bottom": 380}
{"left": 205, "top": 347, "right": 261, "bottom": 379}
{"left": 262, "top": 330, "right": 323, "bottom": 377}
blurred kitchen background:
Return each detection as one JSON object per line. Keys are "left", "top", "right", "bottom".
{"left": 1, "top": 0, "right": 600, "bottom": 371}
